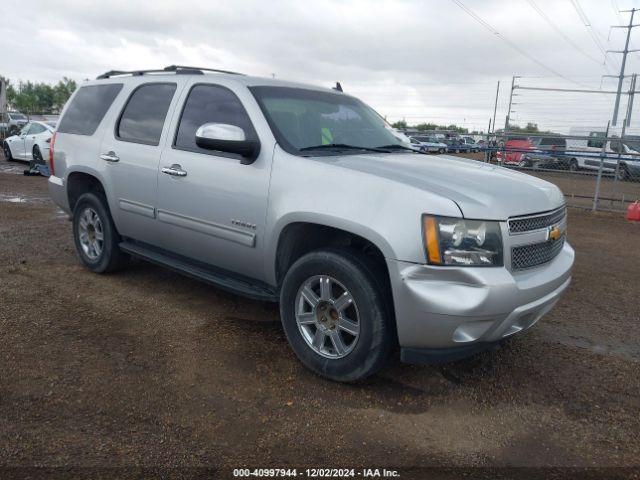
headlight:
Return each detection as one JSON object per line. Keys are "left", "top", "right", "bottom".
{"left": 423, "top": 215, "right": 503, "bottom": 266}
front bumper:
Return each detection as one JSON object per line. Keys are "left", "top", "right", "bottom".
{"left": 388, "top": 241, "right": 574, "bottom": 355}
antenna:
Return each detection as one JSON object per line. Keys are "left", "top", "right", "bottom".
{"left": 333, "top": 82, "right": 343, "bottom": 92}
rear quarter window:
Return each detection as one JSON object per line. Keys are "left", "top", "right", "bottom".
{"left": 57, "top": 84, "right": 123, "bottom": 136}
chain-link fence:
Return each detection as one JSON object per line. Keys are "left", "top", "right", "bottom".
{"left": 471, "top": 130, "right": 640, "bottom": 212}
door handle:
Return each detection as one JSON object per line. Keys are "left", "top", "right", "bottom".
{"left": 161, "top": 164, "right": 188, "bottom": 177}
{"left": 100, "top": 151, "right": 120, "bottom": 162}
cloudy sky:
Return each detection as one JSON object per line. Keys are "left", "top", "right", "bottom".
{"left": 3, "top": 0, "right": 640, "bottom": 132}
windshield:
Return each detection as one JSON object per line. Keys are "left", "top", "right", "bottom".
{"left": 10, "top": 113, "right": 27, "bottom": 120}
{"left": 250, "top": 86, "right": 403, "bottom": 155}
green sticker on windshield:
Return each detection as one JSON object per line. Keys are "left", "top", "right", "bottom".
{"left": 321, "top": 127, "right": 333, "bottom": 145}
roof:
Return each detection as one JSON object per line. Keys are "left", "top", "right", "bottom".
{"left": 93, "top": 64, "right": 339, "bottom": 94}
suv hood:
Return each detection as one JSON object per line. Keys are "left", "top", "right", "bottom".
{"left": 323, "top": 153, "right": 565, "bottom": 220}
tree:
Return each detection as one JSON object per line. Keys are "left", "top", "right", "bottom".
{"left": 53, "top": 78, "right": 77, "bottom": 112}
{"left": 391, "top": 120, "right": 407, "bottom": 129}
{"left": 5, "top": 77, "right": 77, "bottom": 115}
{"left": 507, "top": 122, "right": 547, "bottom": 134}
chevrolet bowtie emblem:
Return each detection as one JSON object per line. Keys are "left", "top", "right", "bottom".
{"left": 548, "top": 225, "right": 562, "bottom": 241}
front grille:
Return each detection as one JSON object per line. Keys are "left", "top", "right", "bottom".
{"left": 511, "top": 235, "right": 565, "bottom": 270}
{"left": 508, "top": 207, "right": 566, "bottom": 234}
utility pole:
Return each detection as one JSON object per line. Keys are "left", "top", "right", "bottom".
{"left": 608, "top": 8, "right": 639, "bottom": 126}
{"left": 504, "top": 76, "right": 516, "bottom": 132}
{"left": 625, "top": 73, "right": 637, "bottom": 127}
{"left": 491, "top": 81, "right": 500, "bottom": 132}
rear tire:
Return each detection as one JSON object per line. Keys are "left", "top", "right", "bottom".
{"left": 615, "top": 164, "right": 629, "bottom": 181}
{"left": 569, "top": 158, "right": 579, "bottom": 172}
{"left": 280, "top": 248, "right": 394, "bottom": 382}
{"left": 3, "top": 142, "right": 13, "bottom": 161}
{"left": 72, "top": 192, "right": 128, "bottom": 273}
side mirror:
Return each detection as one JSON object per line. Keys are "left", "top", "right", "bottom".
{"left": 195, "top": 123, "right": 260, "bottom": 165}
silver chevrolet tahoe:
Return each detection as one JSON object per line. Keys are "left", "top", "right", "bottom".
{"left": 48, "top": 65, "right": 574, "bottom": 382}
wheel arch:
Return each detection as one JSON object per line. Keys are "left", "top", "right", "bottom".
{"left": 66, "top": 170, "right": 107, "bottom": 213}
{"left": 271, "top": 216, "right": 395, "bottom": 288}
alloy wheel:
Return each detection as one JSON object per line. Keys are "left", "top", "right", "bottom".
{"left": 77, "top": 207, "right": 104, "bottom": 260}
{"left": 295, "top": 275, "right": 360, "bottom": 359}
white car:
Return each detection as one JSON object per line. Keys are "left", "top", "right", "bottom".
{"left": 410, "top": 135, "right": 447, "bottom": 154}
{"left": 3, "top": 121, "right": 56, "bottom": 165}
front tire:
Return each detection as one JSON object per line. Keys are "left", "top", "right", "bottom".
{"left": 280, "top": 248, "right": 394, "bottom": 382}
{"left": 72, "top": 192, "right": 128, "bottom": 273}
{"left": 32, "top": 145, "right": 43, "bottom": 164}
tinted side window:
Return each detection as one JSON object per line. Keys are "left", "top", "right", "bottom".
{"left": 117, "top": 83, "right": 177, "bottom": 145}
{"left": 540, "top": 137, "right": 566, "bottom": 146}
{"left": 175, "top": 84, "right": 256, "bottom": 156}
{"left": 58, "top": 84, "right": 123, "bottom": 136}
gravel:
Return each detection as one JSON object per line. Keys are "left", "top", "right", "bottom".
{"left": 1, "top": 157, "right": 639, "bottom": 475}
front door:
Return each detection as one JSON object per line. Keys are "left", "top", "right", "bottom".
{"left": 12, "top": 124, "right": 29, "bottom": 160}
{"left": 24, "top": 123, "right": 47, "bottom": 160}
{"left": 156, "top": 81, "right": 273, "bottom": 281}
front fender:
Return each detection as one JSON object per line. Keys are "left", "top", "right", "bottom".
{"left": 265, "top": 212, "right": 398, "bottom": 285}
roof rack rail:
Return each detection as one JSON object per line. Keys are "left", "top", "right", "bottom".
{"left": 96, "top": 65, "right": 245, "bottom": 80}
{"left": 163, "top": 65, "right": 245, "bottom": 76}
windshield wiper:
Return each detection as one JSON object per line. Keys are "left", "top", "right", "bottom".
{"left": 299, "top": 143, "right": 389, "bottom": 153}
{"left": 375, "top": 144, "right": 415, "bottom": 152}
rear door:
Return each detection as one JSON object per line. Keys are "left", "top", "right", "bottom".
{"left": 155, "top": 80, "right": 273, "bottom": 280}
{"left": 99, "top": 81, "right": 182, "bottom": 246}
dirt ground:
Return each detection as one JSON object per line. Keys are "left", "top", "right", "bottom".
{"left": 1, "top": 154, "right": 639, "bottom": 478}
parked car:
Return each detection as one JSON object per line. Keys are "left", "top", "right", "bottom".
{"left": 1, "top": 112, "right": 29, "bottom": 133}
{"left": 462, "top": 136, "right": 481, "bottom": 153}
{"left": 566, "top": 133, "right": 640, "bottom": 180}
{"left": 442, "top": 138, "right": 460, "bottom": 153}
{"left": 519, "top": 136, "right": 567, "bottom": 169}
{"left": 47, "top": 65, "right": 574, "bottom": 382}
{"left": 495, "top": 136, "right": 533, "bottom": 164}
{"left": 2, "top": 121, "right": 56, "bottom": 166}
{"left": 410, "top": 135, "right": 447, "bottom": 153}
{"left": 448, "top": 137, "right": 475, "bottom": 153}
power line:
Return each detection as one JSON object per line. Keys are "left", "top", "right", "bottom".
{"left": 610, "top": 0, "right": 640, "bottom": 61}
{"left": 450, "top": 0, "right": 584, "bottom": 86}
{"left": 525, "top": 0, "right": 603, "bottom": 65}
{"left": 612, "top": 0, "right": 624, "bottom": 23}
{"left": 570, "top": 0, "right": 620, "bottom": 70}
{"left": 606, "top": 7, "right": 639, "bottom": 125}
